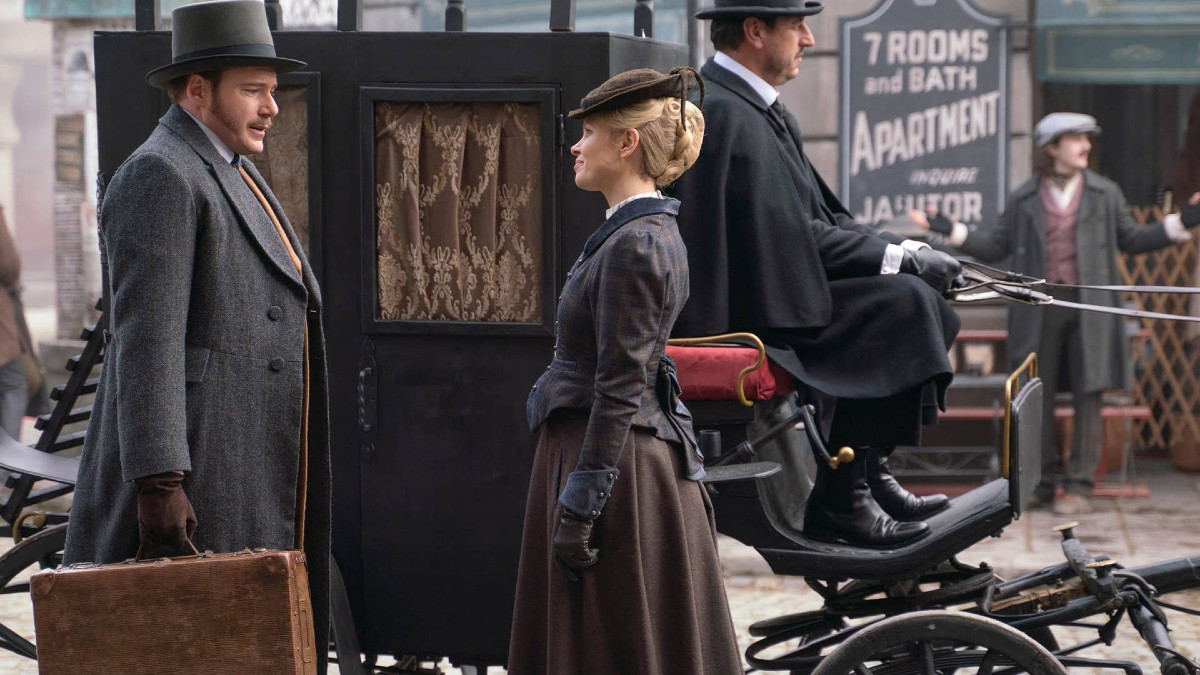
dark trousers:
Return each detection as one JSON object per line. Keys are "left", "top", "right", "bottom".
{"left": 0, "top": 357, "right": 26, "bottom": 439}
{"left": 1035, "top": 289, "right": 1103, "bottom": 501}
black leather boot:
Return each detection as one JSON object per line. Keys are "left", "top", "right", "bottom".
{"left": 804, "top": 457, "right": 929, "bottom": 549}
{"left": 866, "top": 451, "right": 949, "bottom": 520}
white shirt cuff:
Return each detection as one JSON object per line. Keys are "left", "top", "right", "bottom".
{"left": 881, "top": 243, "right": 905, "bottom": 275}
{"left": 1164, "top": 213, "right": 1192, "bottom": 243}
{"left": 946, "top": 222, "right": 970, "bottom": 248}
{"left": 900, "top": 239, "right": 930, "bottom": 252}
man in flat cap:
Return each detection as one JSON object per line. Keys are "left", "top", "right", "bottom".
{"left": 912, "top": 112, "right": 1200, "bottom": 516}
{"left": 63, "top": 0, "right": 330, "bottom": 664}
{"left": 672, "top": 0, "right": 962, "bottom": 548}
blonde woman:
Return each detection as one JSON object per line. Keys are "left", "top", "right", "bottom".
{"left": 508, "top": 68, "right": 742, "bottom": 674}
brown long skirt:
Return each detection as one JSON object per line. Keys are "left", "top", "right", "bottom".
{"left": 507, "top": 410, "right": 742, "bottom": 674}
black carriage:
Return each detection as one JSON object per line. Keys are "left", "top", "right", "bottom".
{"left": 0, "top": 0, "right": 1195, "bottom": 672}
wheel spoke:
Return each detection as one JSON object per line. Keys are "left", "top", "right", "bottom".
{"left": 854, "top": 663, "right": 875, "bottom": 675}
{"left": 920, "top": 641, "right": 936, "bottom": 675}
{"left": 976, "top": 650, "right": 999, "bottom": 675}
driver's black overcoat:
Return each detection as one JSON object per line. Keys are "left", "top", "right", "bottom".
{"left": 670, "top": 59, "right": 959, "bottom": 442}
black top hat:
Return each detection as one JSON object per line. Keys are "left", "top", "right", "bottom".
{"left": 695, "top": 0, "right": 824, "bottom": 19}
{"left": 568, "top": 67, "right": 704, "bottom": 121}
{"left": 146, "top": 0, "right": 306, "bottom": 89}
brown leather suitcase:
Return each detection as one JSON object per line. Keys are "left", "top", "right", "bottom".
{"left": 31, "top": 548, "right": 316, "bottom": 674}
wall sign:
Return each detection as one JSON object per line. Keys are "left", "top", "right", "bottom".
{"left": 840, "top": 0, "right": 1008, "bottom": 229}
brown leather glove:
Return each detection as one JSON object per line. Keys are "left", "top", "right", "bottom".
{"left": 135, "top": 472, "right": 198, "bottom": 556}
{"left": 552, "top": 511, "right": 599, "bottom": 581}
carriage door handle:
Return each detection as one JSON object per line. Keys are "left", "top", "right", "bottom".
{"left": 357, "top": 339, "right": 378, "bottom": 459}
{"left": 357, "top": 367, "right": 373, "bottom": 432}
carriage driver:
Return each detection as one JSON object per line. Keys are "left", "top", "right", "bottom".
{"left": 61, "top": 1, "right": 332, "bottom": 669}
{"left": 671, "top": 0, "right": 962, "bottom": 548}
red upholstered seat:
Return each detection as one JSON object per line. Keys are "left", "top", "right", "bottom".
{"left": 665, "top": 344, "right": 796, "bottom": 402}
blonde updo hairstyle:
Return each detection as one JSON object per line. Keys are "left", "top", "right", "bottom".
{"left": 592, "top": 96, "right": 705, "bottom": 187}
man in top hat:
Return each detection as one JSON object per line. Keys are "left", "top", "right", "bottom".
{"left": 62, "top": 0, "right": 331, "bottom": 665}
{"left": 671, "top": 0, "right": 963, "bottom": 548}
{"left": 910, "top": 113, "right": 1200, "bottom": 516}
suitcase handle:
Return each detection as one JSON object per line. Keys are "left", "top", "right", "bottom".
{"left": 132, "top": 538, "right": 202, "bottom": 562}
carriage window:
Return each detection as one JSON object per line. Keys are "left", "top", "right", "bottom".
{"left": 374, "top": 101, "right": 544, "bottom": 323}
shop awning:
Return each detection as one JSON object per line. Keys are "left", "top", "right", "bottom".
{"left": 1038, "top": 0, "right": 1200, "bottom": 83}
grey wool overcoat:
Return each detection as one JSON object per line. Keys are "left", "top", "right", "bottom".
{"left": 62, "top": 105, "right": 331, "bottom": 668}
{"left": 954, "top": 170, "right": 1175, "bottom": 393}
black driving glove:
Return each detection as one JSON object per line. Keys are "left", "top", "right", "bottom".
{"left": 924, "top": 208, "right": 955, "bottom": 235}
{"left": 552, "top": 511, "right": 599, "bottom": 580}
{"left": 1180, "top": 203, "right": 1200, "bottom": 229}
{"left": 900, "top": 248, "right": 962, "bottom": 296}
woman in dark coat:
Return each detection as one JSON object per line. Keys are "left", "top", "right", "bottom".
{"left": 508, "top": 68, "right": 742, "bottom": 674}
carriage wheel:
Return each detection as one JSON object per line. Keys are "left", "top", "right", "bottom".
{"left": 0, "top": 522, "right": 68, "bottom": 659}
{"left": 808, "top": 610, "right": 1067, "bottom": 675}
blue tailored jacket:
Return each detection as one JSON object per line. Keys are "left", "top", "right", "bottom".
{"left": 527, "top": 197, "right": 701, "bottom": 519}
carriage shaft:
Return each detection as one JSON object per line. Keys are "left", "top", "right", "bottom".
{"left": 1129, "top": 602, "right": 1189, "bottom": 675}
{"left": 1128, "top": 556, "right": 1200, "bottom": 597}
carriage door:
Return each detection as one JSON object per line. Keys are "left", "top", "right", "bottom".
{"left": 352, "top": 76, "right": 561, "bottom": 661}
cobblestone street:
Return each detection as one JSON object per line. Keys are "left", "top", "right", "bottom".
{"left": 0, "top": 458, "right": 1195, "bottom": 674}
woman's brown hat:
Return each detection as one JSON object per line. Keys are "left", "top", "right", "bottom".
{"left": 568, "top": 67, "right": 705, "bottom": 122}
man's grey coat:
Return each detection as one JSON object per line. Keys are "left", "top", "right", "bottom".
{"left": 955, "top": 170, "right": 1175, "bottom": 393}
{"left": 63, "top": 105, "right": 331, "bottom": 666}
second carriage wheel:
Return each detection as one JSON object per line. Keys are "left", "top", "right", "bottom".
{"left": 809, "top": 610, "right": 1067, "bottom": 675}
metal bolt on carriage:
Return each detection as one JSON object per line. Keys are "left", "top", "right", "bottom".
{"left": 0, "top": 0, "right": 1194, "bottom": 672}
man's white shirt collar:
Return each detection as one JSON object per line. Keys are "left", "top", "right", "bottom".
{"left": 1044, "top": 172, "right": 1082, "bottom": 211}
{"left": 714, "top": 51, "right": 780, "bottom": 107}
{"left": 182, "top": 108, "right": 238, "bottom": 166}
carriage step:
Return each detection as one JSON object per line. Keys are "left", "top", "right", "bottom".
{"left": 34, "top": 405, "right": 93, "bottom": 431}
{"left": 50, "top": 378, "right": 99, "bottom": 401}
{"left": 51, "top": 430, "right": 87, "bottom": 452}
{"left": 702, "top": 461, "right": 781, "bottom": 484}
{"left": 64, "top": 352, "right": 102, "bottom": 372}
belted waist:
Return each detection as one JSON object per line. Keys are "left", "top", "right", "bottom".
{"left": 527, "top": 354, "right": 705, "bottom": 481}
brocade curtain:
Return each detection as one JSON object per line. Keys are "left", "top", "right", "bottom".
{"left": 375, "top": 101, "right": 543, "bottom": 322}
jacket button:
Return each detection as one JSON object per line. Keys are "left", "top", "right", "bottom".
{"left": 269, "top": 357, "right": 285, "bottom": 372}
{"left": 268, "top": 306, "right": 282, "bottom": 321}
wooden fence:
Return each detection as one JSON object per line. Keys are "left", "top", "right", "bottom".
{"left": 1120, "top": 205, "right": 1200, "bottom": 466}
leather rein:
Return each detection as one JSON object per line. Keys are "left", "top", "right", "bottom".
{"left": 950, "top": 260, "right": 1200, "bottom": 323}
